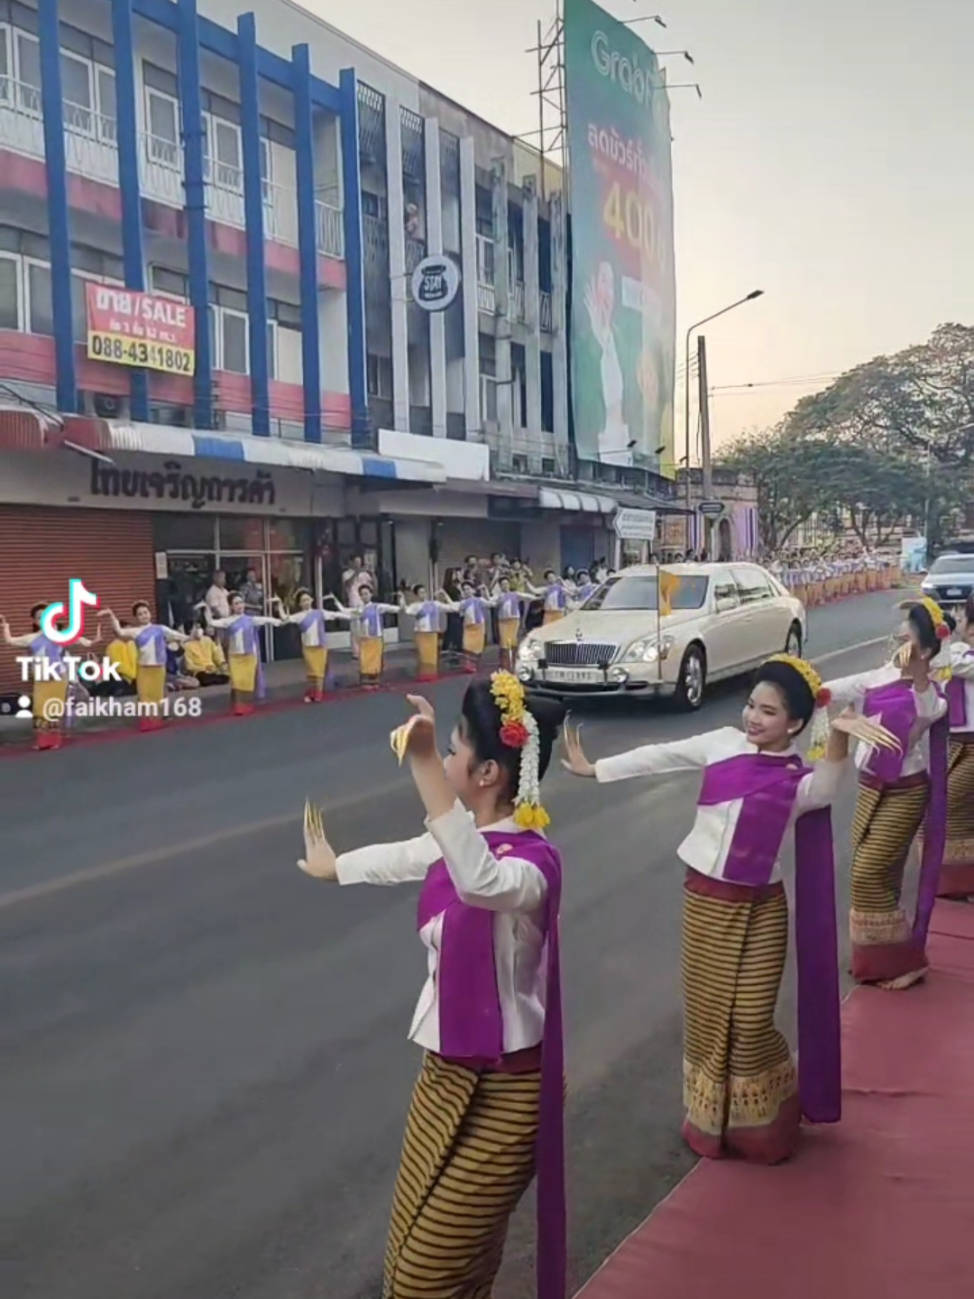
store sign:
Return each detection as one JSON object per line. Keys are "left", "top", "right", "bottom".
{"left": 613, "top": 507, "right": 657, "bottom": 540}
{"left": 410, "top": 256, "right": 461, "bottom": 312}
{"left": 88, "top": 459, "right": 275, "bottom": 510}
{"left": 85, "top": 285, "right": 196, "bottom": 376}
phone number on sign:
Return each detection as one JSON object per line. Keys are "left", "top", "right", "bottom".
{"left": 39, "top": 695, "right": 204, "bottom": 723}
{"left": 87, "top": 331, "right": 196, "bottom": 375}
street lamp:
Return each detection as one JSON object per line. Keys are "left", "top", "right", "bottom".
{"left": 682, "top": 290, "right": 764, "bottom": 525}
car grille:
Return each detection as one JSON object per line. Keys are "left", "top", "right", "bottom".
{"left": 544, "top": 641, "right": 618, "bottom": 667}
{"left": 932, "top": 584, "right": 974, "bottom": 600}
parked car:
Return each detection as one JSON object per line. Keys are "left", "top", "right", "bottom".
{"left": 921, "top": 553, "right": 974, "bottom": 616}
{"left": 515, "top": 562, "right": 806, "bottom": 710}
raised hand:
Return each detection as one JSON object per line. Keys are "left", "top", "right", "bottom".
{"left": 561, "top": 721, "right": 596, "bottom": 778}
{"left": 298, "top": 800, "right": 338, "bottom": 880}
{"left": 831, "top": 706, "right": 901, "bottom": 752}
{"left": 390, "top": 696, "right": 437, "bottom": 765}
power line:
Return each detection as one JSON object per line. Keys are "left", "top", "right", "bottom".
{"left": 709, "top": 371, "right": 844, "bottom": 393}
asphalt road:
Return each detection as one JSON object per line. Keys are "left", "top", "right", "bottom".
{"left": 0, "top": 591, "right": 903, "bottom": 1299}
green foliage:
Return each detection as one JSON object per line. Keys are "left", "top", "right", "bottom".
{"left": 716, "top": 323, "right": 974, "bottom": 549}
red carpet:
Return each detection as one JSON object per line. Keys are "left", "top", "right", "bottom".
{"left": 577, "top": 903, "right": 974, "bottom": 1299}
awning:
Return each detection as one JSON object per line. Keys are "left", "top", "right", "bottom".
{"left": 0, "top": 405, "right": 61, "bottom": 450}
{"left": 538, "top": 487, "right": 617, "bottom": 514}
{"left": 52, "top": 417, "right": 447, "bottom": 483}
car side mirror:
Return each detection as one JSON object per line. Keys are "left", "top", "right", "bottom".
{"left": 715, "top": 597, "right": 739, "bottom": 613}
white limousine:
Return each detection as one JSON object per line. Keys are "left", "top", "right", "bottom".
{"left": 515, "top": 562, "right": 807, "bottom": 710}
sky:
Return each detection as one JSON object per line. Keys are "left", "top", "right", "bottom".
{"left": 301, "top": 0, "right": 969, "bottom": 449}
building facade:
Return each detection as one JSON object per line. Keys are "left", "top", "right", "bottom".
{"left": 0, "top": 0, "right": 676, "bottom": 694}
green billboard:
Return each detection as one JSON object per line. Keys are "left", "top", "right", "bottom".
{"left": 564, "top": 0, "right": 676, "bottom": 477}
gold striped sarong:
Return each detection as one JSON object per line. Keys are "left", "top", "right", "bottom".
{"left": 360, "top": 636, "right": 383, "bottom": 682}
{"left": 383, "top": 1052, "right": 540, "bottom": 1299}
{"left": 302, "top": 645, "right": 327, "bottom": 685}
{"left": 414, "top": 631, "right": 440, "bottom": 680}
{"left": 681, "top": 870, "right": 799, "bottom": 1164}
{"left": 849, "top": 776, "right": 928, "bottom": 985}
{"left": 938, "top": 737, "right": 974, "bottom": 898}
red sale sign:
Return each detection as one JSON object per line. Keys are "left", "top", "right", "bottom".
{"left": 85, "top": 285, "right": 196, "bottom": 375}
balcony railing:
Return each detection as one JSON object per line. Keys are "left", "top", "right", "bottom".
{"left": 0, "top": 81, "right": 344, "bottom": 258}
{"left": 540, "top": 291, "right": 553, "bottom": 333}
{"left": 405, "top": 237, "right": 427, "bottom": 275}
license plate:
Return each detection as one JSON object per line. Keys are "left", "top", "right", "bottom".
{"left": 544, "top": 666, "right": 604, "bottom": 685}
{"left": 946, "top": 588, "right": 963, "bottom": 597}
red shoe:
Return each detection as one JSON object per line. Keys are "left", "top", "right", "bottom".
{"left": 139, "top": 716, "right": 164, "bottom": 733}
{"left": 34, "top": 730, "right": 61, "bottom": 751}
{"left": 233, "top": 702, "right": 254, "bottom": 717}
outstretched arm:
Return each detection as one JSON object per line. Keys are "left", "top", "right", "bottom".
{"left": 563, "top": 724, "right": 716, "bottom": 782}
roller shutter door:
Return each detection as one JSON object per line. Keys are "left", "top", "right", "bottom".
{"left": 0, "top": 506, "right": 156, "bottom": 695}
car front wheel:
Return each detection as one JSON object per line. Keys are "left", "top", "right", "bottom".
{"left": 675, "top": 645, "right": 706, "bottom": 711}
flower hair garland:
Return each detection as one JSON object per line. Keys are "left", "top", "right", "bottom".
{"left": 490, "top": 671, "right": 550, "bottom": 830}
{"left": 767, "top": 653, "right": 832, "bottom": 761}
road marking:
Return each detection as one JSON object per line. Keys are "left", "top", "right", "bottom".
{"left": 810, "top": 635, "right": 888, "bottom": 665}
{"left": 0, "top": 635, "right": 890, "bottom": 914}
{"left": 0, "top": 776, "right": 408, "bottom": 913}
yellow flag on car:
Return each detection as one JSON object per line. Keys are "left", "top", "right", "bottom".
{"left": 659, "top": 570, "right": 682, "bottom": 617}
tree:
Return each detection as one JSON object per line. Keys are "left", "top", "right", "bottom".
{"left": 785, "top": 324, "right": 974, "bottom": 470}
{"left": 720, "top": 322, "right": 974, "bottom": 551}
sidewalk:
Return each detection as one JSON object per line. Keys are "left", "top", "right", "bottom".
{"left": 0, "top": 643, "right": 502, "bottom": 748}
{"left": 576, "top": 900, "right": 974, "bottom": 1299}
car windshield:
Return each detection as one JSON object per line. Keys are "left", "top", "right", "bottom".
{"left": 930, "top": 556, "right": 974, "bottom": 574}
{"left": 583, "top": 573, "right": 709, "bottom": 612}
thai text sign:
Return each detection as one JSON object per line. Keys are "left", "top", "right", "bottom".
{"left": 564, "top": 0, "right": 676, "bottom": 478}
{"left": 85, "top": 285, "right": 196, "bottom": 376}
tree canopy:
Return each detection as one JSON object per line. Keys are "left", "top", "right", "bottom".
{"left": 716, "top": 323, "right": 973, "bottom": 550}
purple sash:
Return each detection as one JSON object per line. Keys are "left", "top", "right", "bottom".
{"left": 135, "top": 624, "right": 167, "bottom": 664}
{"left": 30, "top": 633, "right": 63, "bottom": 662}
{"left": 914, "top": 712, "right": 950, "bottom": 947}
{"left": 546, "top": 586, "right": 567, "bottom": 611}
{"left": 358, "top": 604, "right": 384, "bottom": 639}
{"left": 862, "top": 680, "right": 916, "bottom": 783}
{"left": 946, "top": 655, "right": 972, "bottom": 728}
{"left": 417, "top": 830, "right": 565, "bottom": 1299}
{"left": 229, "top": 615, "right": 265, "bottom": 698}
{"left": 498, "top": 594, "right": 522, "bottom": 621}
{"left": 299, "top": 609, "right": 327, "bottom": 644}
{"left": 460, "top": 597, "right": 486, "bottom": 625}
{"left": 698, "top": 752, "right": 841, "bottom": 1124}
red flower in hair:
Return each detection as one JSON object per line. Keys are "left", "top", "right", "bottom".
{"left": 936, "top": 623, "right": 950, "bottom": 640}
{"left": 816, "top": 687, "right": 832, "bottom": 707}
{"left": 500, "top": 720, "right": 529, "bottom": 749}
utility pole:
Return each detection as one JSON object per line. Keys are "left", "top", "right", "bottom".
{"left": 697, "top": 334, "right": 713, "bottom": 555}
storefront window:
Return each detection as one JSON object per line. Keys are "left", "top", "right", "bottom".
{"left": 153, "top": 515, "right": 218, "bottom": 551}
{"left": 217, "top": 516, "right": 266, "bottom": 552}
{"left": 267, "top": 519, "right": 311, "bottom": 552}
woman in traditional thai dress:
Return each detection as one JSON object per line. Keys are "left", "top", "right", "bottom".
{"left": 528, "top": 570, "right": 570, "bottom": 625}
{"left": 397, "top": 585, "right": 456, "bottom": 683}
{"left": 442, "top": 582, "right": 493, "bottom": 673}
{"left": 332, "top": 584, "right": 401, "bottom": 689}
{"left": 824, "top": 597, "right": 951, "bottom": 988}
{"left": 101, "top": 602, "right": 190, "bottom": 731}
{"left": 491, "top": 577, "right": 535, "bottom": 671}
{"left": 935, "top": 594, "right": 974, "bottom": 899}
{"left": 563, "top": 654, "right": 897, "bottom": 1164}
{"left": 202, "top": 592, "right": 283, "bottom": 715}
{"left": 573, "top": 570, "right": 599, "bottom": 604}
{"left": 297, "top": 672, "right": 567, "bottom": 1298}
{"left": 277, "top": 589, "right": 349, "bottom": 702}
{"left": 0, "top": 604, "right": 100, "bottom": 750}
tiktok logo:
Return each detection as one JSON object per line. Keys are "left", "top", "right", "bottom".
{"left": 40, "top": 580, "right": 100, "bottom": 645}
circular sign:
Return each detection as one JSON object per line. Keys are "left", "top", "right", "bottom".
{"left": 411, "top": 256, "right": 461, "bottom": 312}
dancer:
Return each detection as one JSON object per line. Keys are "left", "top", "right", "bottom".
{"left": 278, "top": 590, "right": 349, "bottom": 702}
{"left": 297, "top": 673, "right": 567, "bottom": 1299}
{"left": 397, "top": 585, "right": 455, "bottom": 683}
{"left": 936, "top": 594, "right": 974, "bottom": 899}
{"left": 493, "top": 576, "right": 534, "bottom": 671}
{"left": 332, "top": 585, "right": 401, "bottom": 689}
{"left": 201, "top": 592, "right": 282, "bottom": 715}
{"left": 573, "top": 570, "right": 599, "bottom": 604}
{"left": 1, "top": 604, "right": 100, "bottom": 750}
{"left": 825, "top": 597, "right": 951, "bottom": 988}
{"left": 563, "top": 654, "right": 897, "bottom": 1164}
{"left": 443, "top": 582, "right": 493, "bottom": 673}
{"left": 101, "top": 603, "right": 190, "bottom": 731}
{"left": 529, "top": 571, "right": 570, "bottom": 625}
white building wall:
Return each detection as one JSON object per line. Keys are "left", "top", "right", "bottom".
{"left": 424, "top": 116, "right": 447, "bottom": 438}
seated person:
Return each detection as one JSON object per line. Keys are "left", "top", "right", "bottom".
{"left": 166, "top": 638, "right": 200, "bottom": 692}
{"left": 182, "top": 621, "right": 230, "bottom": 686}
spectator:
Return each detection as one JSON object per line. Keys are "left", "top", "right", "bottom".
{"left": 205, "top": 570, "right": 231, "bottom": 621}
{"left": 239, "top": 568, "right": 264, "bottom": 615}
{"left": 183, "top": 623, "right": 230, "bottom": 686}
